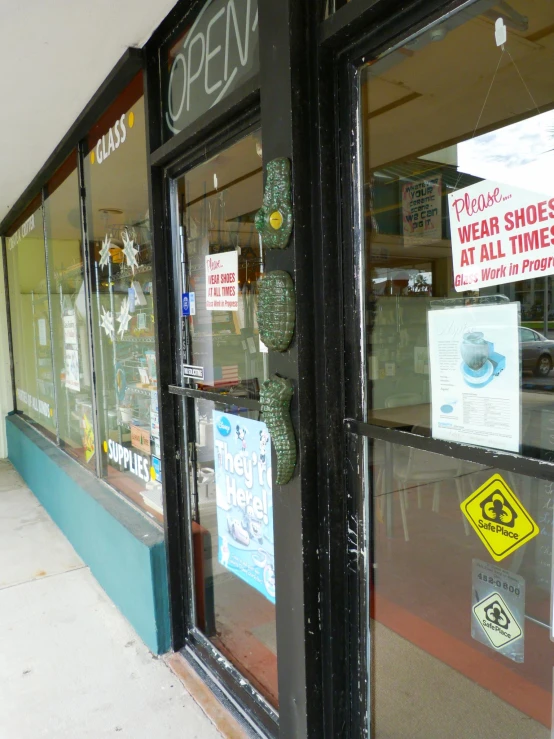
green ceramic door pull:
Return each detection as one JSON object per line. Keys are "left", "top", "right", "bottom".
{"left": 257, "top": 271, "right": 295, "bottom": 352}
{"left": 260, "top": 375, "right": 296, "bottom": 485}
{"left": 255, "top": 158, "right": 293, "bottom": 249}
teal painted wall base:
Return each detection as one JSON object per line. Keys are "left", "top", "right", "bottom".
{"left": 6, "top": 414, "right": 170, "bottom": 654}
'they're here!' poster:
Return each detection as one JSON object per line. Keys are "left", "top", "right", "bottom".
{"left": 213, "top": 411, "right": 275, "bottom": 604}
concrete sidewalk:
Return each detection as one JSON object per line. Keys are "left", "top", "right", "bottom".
{"left": 0, "top": 459, "right": 222, "bottom": 739}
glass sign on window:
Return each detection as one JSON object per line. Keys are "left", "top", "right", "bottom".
{"left": 163, "top": 0, "right": 259, "bottom": 139}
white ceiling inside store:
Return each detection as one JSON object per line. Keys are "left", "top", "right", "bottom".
{"left": 0, "top": 0, "right": 179, "bottom": 221}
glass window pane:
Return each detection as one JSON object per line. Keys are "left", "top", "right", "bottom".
{"left": 84, "top": 76, "right": 161, "bottom": 519}
{"left": 44, "top": 153, "right": 96, "bottom": 468}
{"left": 359, "top": 2, "right": 554, "bottom": 736}
{"left": 361, "top": 2, "right": 554, "bottom": 462}
{"left": 370, "top": 439, "right": 550, "bottom": 738}
{"left": 6, "top": 200, "right": 57, "bottom": 437}
{"left": 177, "top": 130, "right": 267, "bottom": 399}
{"left": 190, "top": 397, "right": 277, "bottom": 707}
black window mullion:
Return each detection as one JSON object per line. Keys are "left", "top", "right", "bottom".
{"left": 346, "top": 419, "right": 554, "bottom": 484}
{"left": 167, "top": 385, "right": 261, "bottom": 412}
{"left": 1, "top": 235, "right": 17, "bottom": 413}
{"left": 77, "top": 141, "right": 103, "bottom": 480}
{"left": 41, "top": 189, "right": 61, "bottom": 445}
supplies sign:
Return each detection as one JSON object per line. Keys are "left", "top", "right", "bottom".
{"left": 213, "top": 411, "right": 275, "bottom": 604}
{"left": 449, "top": 179, "right": 554, "bottom": 291}
{"left": 402, "top": 175, "right": 442, "bottom": 244}
{"left": 461, "top": 474, "right": 539, "bottom": 561}
{"left": 205, "top": 251, "right": 238, "bottom": 311}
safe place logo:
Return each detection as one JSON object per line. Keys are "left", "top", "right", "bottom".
{"left": 460, "top": 474, "right": 539, "bottom": 561}
{"left": 472, "top": 592, "right": 522, "bottom": 649}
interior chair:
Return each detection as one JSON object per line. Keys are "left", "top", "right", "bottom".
{"left": 384, "top": 393, "right": 422, "bottom": 409}
{"left": 372, "top": 395, "right": 422, "bottom": 542}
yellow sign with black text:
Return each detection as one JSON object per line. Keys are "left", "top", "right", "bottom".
{"left": 461, "top": 474, "right": 539, "bottom": 562}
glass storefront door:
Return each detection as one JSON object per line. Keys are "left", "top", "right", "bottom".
{"left": 351, "top": 1, "right": 554, "bottom": 736}
{"left": 170, "top": 128, "right": 278, "bottom": 723}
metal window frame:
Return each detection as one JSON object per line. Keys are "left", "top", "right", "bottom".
{"left": 149, "top": 96, "right": 281, "bottom": 736}
{"left": 76, "top": 142, "right": 103, "bottom": 478}
{"left": 40, "top": 189, "right": 61, "bottom": 445}
{"left": 1, "top": 235, "right": 17, "bottom": 413}
{"left": 323, "top": 0, "right": 554, "bottom": 736}
{"left": 142, "top": 1, "right": 326, "bottom": 737}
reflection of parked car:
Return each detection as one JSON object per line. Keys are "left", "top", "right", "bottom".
{"left": 519, "top": 327, "right": 554, "bottom": 376}
{"left": 227, "top": 517, "right": 250, "bottom": 546}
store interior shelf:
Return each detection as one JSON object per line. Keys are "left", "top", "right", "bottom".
{"left": 118, "top": 334, "right": 155, "bottom": 343}
{"left": 126, "top": 385, "right": 156, "bottom": 398}
{"left": 116, "top": 264, "right": 152, "bottom": 280}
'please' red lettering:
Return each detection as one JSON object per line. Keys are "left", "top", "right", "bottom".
{"left": 452, "top": 187, "right": 502, "bottom": 222}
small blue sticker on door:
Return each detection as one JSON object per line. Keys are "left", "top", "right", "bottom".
{"left": 182, "top": 292, "right": 196, "bottom": 316}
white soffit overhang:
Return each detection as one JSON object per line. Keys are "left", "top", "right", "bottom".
{"left": 0, "top": 0, "right": 180, "bottom": 219}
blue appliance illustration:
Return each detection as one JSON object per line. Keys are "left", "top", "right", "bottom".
{"left": 460, "top": 331, "right": 506, "bottom": 388}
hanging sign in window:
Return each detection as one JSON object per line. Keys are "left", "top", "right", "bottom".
{"left": 205, "top": 251, "right": 239, "bottom": 310}
{"left": 449, "top": 179, "right": 554, "bottom": 291}
{"left": 401, "top": 175, "right": 442, "bottom": 245}
{"left": 164, "top": 0, "right": 259, "bottom": 137}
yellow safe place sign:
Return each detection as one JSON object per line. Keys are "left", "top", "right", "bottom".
{"left": 460, "top": 474, "right": 539, "bottom": 562}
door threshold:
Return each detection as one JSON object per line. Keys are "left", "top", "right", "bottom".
{"left": 165, "top": 650, "right": 260, "bottom": 738}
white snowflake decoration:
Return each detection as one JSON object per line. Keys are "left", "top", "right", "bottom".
{"left": 116, "top": 297, "right": 132, "bottom": 339}
{"left": 121, "top": 229, "right": 139, "bottom": 273}
{"left": 99, "top": 234, "right": 112, "bottom": 269}
{"left": 99, "top": 306, "right": 115, "bottom": 340}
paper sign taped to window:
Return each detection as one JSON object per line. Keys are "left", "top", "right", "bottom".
{"left": 449, "top": 179, "right": 554, "bottom": 291}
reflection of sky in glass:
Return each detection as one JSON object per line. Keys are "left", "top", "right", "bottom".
{"left": 457, "top": 110, "right": 554, "bottom": 195}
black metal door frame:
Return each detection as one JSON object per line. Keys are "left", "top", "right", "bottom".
{"left": 143, "top": 1, "right": 325, "bottom": 736}
{"left": 144, "top": 0, "right": 524, "bottom": 737}
{"left": 168, "top": 110, "right": 281, "bottom": 739}
{"left": 322, "top": 0, "right": 554, "bottom": 736}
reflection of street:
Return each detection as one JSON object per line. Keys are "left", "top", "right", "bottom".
{"left": 522, "top": 376, "right": 554, "bottom": 392}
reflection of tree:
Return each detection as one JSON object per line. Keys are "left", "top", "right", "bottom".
{"left": 410, "top": 273, "right": 431, "bottom": 294}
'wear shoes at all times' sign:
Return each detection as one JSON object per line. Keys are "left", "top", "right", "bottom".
{"left": 449, "top": 179, "right": 554, "bottom": 290}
